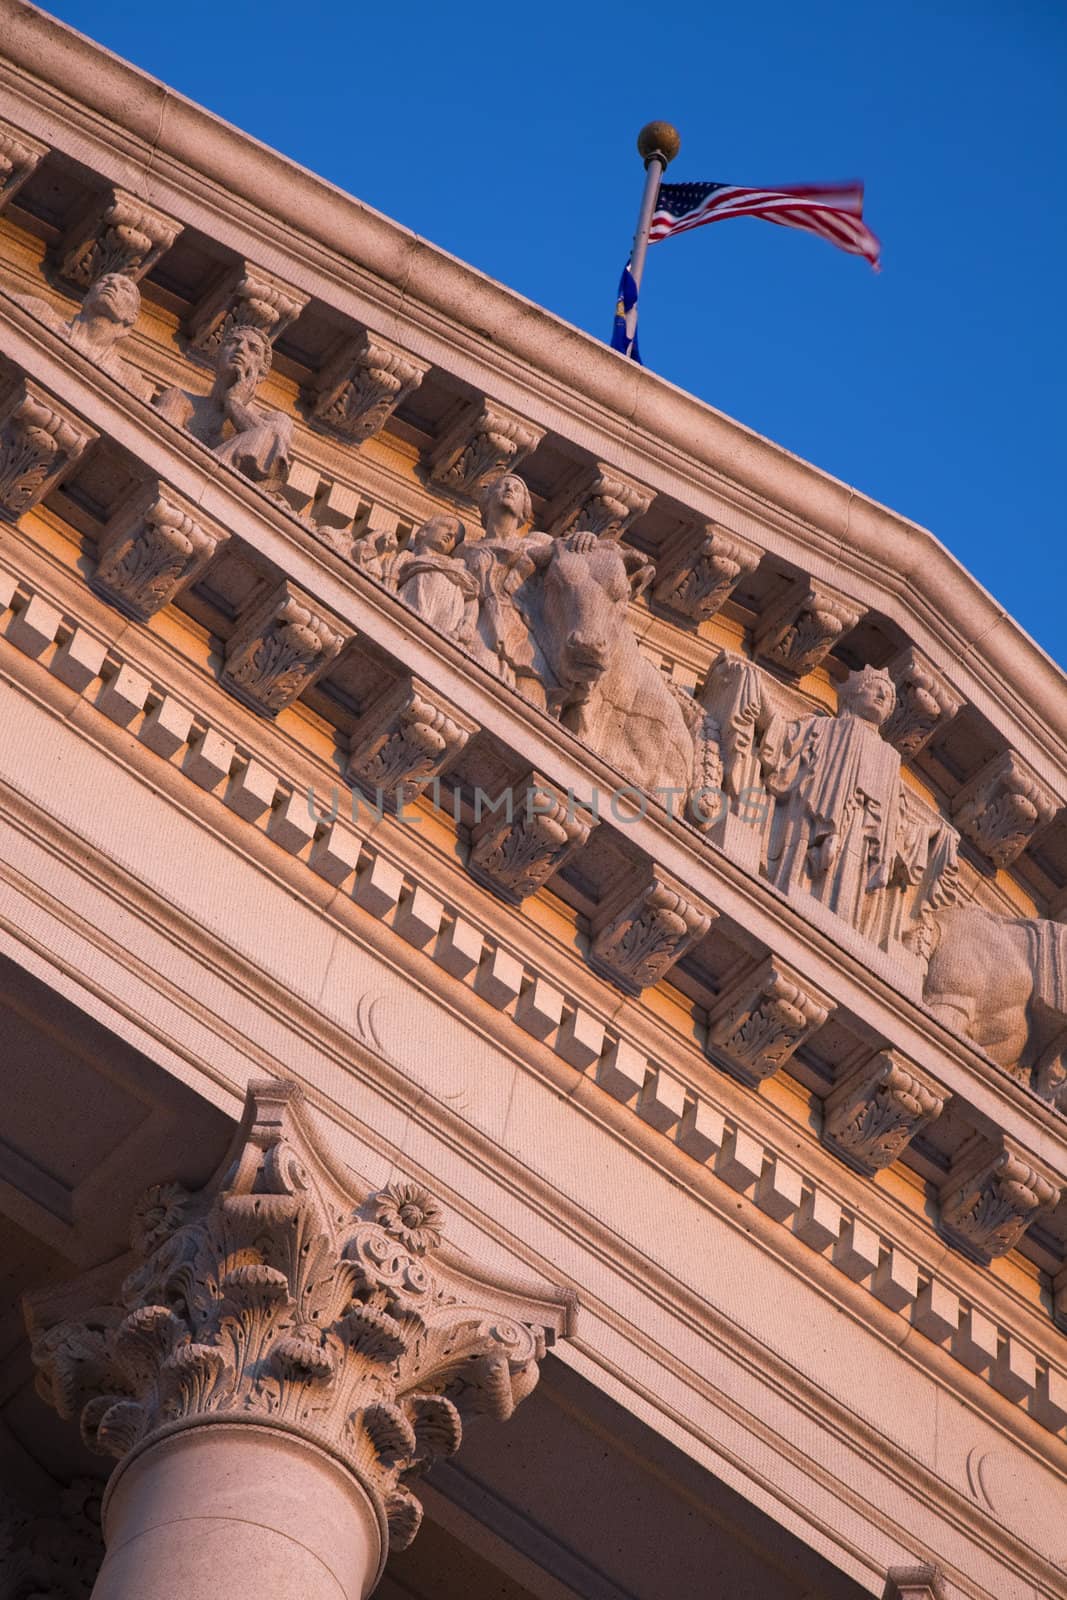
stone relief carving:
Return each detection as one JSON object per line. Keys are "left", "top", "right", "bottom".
{"left": 53, "top": 187, "right": 180, "bottom": 289}
{"left": 93, "top": 483, "right": 227, "bottom": 620}
{"left": 589, "top": 869, "right": 715, "bottom": 995}
{"left": 923, "top": 904, "right": 1067, "bottom": 1108}
{"left": 652, "top": 522, "right": 761, "bottom": 623}
{"left": 25, "top": 1081, "right": 572, "bottom": 1559}
{"left": 429, "top": 400, "right": 544, "bottom": 500}
{"left": 309, "top": 328, "right": 429, "bottom": 445}
{"left": 547, "top": 463, "right": 653, "bottom": 542}
{"left": 939, "top": 1140, "right": 1059, "bottom": 1262}
{"left": 396, "top": 514, "right": 481, "bottom": 646}
{"left": 186, "top": 263, "right": 307, "bottom": 358}
{"left": 0, "top": 375, "right": 97, "bottom": 521}
{"left": 823, "top": 1051, "right": 944, "bottom": 1174}
{"left": 754, "top": 577, "right": 864, "bottom": 677}
{"left": 9, "top": 272, "right": 149, "bottom": 395}
{"left": 347, "top": 677, "right": 477, "bottom": 806}
{"left": 222, "top": 582, "right": 347, "bottom": 716}
{"left": 468, "top": 776, "right": 592, "bottom": 904}
{"left": 155, "top": 322, "right": 293, "bottom": 493}
{"left": 0, "top": 119, "right": 48, "bottom": 213}
{"left": 707, "top": 956, "right": 832, "bottom": 1085}
{"left": 882, "top": 645, "right": 962, "bottom": 759}
{"left": 952, "top": 749, "right": 1057, "bottom": 869}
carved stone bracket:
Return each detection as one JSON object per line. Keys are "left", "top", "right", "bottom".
{"left": 754, "top": 577, "right": 864, "bottom": 677}
{"left": 884, "top": 1566, "right": 948, "bottom": 1600}
{"left": 939, "top": 1138, "right": 1059, "bottom": 1262}
{"left": 952, "top": 749, "right": 1058, "bottom": 869}
{"left": 547, "top": 462, "right": 654, "bottom": 541}
{"left": 309, "top": 329, "right": 429, "bottom": 445}
{"left": 223, "top": 582, "right": 348, "bottom": 716}
{"left": 707, "top": 956, "right": 833, "bottom": 1085}
{"left": 652, "top": 522, "right": 761, "bottom": 623}
{"left": 428, "top": 400, "right": 544, "bottom": 499}
{"left": 823, "top": 1050, "right": 945, "bottom": 1175}
{"left": 53, "top": 185, "right": 181, "bottom": 287}
{"left": 186, "top": 262, "right": 309, "bottom": 357}
{"left": 93, "top": 482, "right": 228, "bottom": 620}
{"left": 468, "top": 775, "right": 593, "bottom": 904}
{"left": 0, "top": 374, "right": 97, "bottom": 522}
{"left": 589, "top": 868, "right": 715, "bottom": 995}
{"left": 25, "top": 1080, "right": 574, "bottom": 1565}
{"left": 882, "top": 645, "right": 963, "bottom": 759}
{"left": 0, "top": 118, "right": 48, "bottom": 214}
{"left": 347, "top": 676, "right": 477, "bottom": 806}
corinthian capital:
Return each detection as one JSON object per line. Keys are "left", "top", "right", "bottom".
{"left": 26, "top": 1080, "right": 575, "bottom": 1559}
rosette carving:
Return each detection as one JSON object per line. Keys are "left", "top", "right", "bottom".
{"left": 26, "top": 1081, "right": 574, "bottom": 1558}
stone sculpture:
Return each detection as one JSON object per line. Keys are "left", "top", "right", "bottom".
{"left": 10, "top": 271, "right": 148, "bottom": 394}
{"left": 155, "top": 321, "right": 292, "bottom": 492}
{"left": 923, "top": 904, "right": 1067, "bottom": 1107}
{"left": 396, "top": 513, "right": 480, "bottom": 644}
{"left": 459, "top": 472, "right": 559, "bottom": 694}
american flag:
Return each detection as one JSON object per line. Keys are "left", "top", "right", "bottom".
{"left": 649, "top": 180, "right": 881, "bottom": 268}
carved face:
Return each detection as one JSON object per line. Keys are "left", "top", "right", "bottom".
{"left": 414, "top": 514, "right": 463, "bottom": 555}
{"left": 83, "top": 272, "right": 140, "bottom": 329}
{"left": 481, "top": 473, "right": 532, "bottom": 534}
{"left": 840, "top": 666, "right": 896, "bottom": 726}
{"left": 218, "top": 326, "right": 270, "bottom": 387}
{"left": 539, "top": 543, "right": 636, "bottom": 688}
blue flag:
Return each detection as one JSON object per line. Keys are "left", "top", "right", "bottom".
{"left": 610, "top": 261, "right": 641, "bottom": 363}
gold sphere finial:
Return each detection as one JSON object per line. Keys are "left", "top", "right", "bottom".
{"left": 637, "top": 122, "right": 681, "bottom": 167}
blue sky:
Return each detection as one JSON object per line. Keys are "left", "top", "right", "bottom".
{"left": 41, "top": 0, "right": 1066, "bottom": 663}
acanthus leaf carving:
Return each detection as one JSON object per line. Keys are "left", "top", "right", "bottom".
{"left": 54, "top": 186, "right": 181, "bottom": 287}
{"left": 0, "top": 118, "right": 48, "bottom": 214}
{"left": 652, "top": 522, "right": 761, "bottom": 623}
{"left": 0, "top": 374, "right": 97, "bottom": 522}
{"left": 222, "top": 582, "right": 348, "bottom": 716}
{"left": 468, "top": 776, "right": 593, "bottom": 904}
{"left": 952, "top": 749, "right": 1058, "bottom": 869}
{"left": 346, "top": 676, "right": 477, "bottom": 806}
{"left": 708, "top": 955, "right": 833, "bottom": 1084}
{"left": 93, "top": 483, "right": 228, "bottom": 620}
{"left": 25, "top": 1081, "right": 574, "bottom": 1558}
{"left": 882, "top": 645, "right": 963, "bottom": 759}
{"left": 754, "top": 577, "right": 864, "bottom": 677}
{"left": 589, "top": 869, "right": 715, "bottom": 995}
{"left": 822, "top": 1050, "right": 945, "bottom": 1174}
{"left": 429, "top": 400, "right": 544, "bottom": 500}
{"left": 547, "top": 462, "right": 654, "bottom": 541}
{"left": 939, "top": 1139, "right": 1059, "bottom": 1263}
{"left": 309, "top": 329, "right": 429, "bottom": 445}
{"left": 186, "top": 262, "right": 309, "bottom": 359}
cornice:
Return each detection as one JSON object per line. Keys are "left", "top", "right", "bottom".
{"left": 0, "top": 0, "right": 1064, "bottom": 793}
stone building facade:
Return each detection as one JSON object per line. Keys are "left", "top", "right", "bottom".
{"left": 0, "top": 6, "right": 1065, "bottom": 1597}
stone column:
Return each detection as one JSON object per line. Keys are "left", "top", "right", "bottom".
{"left": 25, "top": 1081, "right": 575, "bottom": 1600}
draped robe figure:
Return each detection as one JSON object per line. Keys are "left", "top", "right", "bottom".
{"left": 155, "top": 323, "right": 292, "bottom": 493}
{"left": 761, "top": 666, "right": 904, "bottom": 932}
{"left": 397, "top": 514, "right": 481, "bottom": 646}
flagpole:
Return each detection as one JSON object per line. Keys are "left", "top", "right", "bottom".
{"left": 630, "top": 121, "right": 681, "bottom": 292}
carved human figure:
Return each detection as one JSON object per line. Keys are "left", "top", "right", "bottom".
{"left": 397, "top": 513, "right": 481, "bottom": 646}
{"left": 460, "top": 474, "right": 561, "bottom": 698}
{"left": 760, "top": 665, "right": 905, "bottom": 929}
{"left": 9, "top": 270, "right": 148, "bottom": 394}
{"left": 155, "top": 322, "right": 292, "bottom": 492}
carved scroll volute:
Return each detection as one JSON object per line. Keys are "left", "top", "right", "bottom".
{"left": 0, "top": 375, "right": 97, "bottom": 523}
{"left": 25, "top": 1080, "right": 575, "bottom": 1564}
{"left": 223, "top": 582, "right": 349, "bottom": 716}
{"left": 652, "top": 522, "right": 761, "bottom": 623}
{"left": 347, "top": 676, "right": 477, "bottom": 807}
{"left": 468, "top": 775, "right": 593, "bottom": 904}
{"left": 186, "top": 262, "right": 309, "bottom": 358}
{"left": 822, "top": 1050, "right": 945, "bottom": 1175}
{"left": 93, "top": 482, "right": 228, "bottom": 621}
{"left": 54, "top": 186, "right": 181, "bottom": 287}
{"left": 754, "top": 577, "right": 864, "bottom": 677}
{"left": 0, "top": 119, "right": 48, "bottom": 214}
{"left": 547, "top": 462, "right": 654, "bottom": 541}
{"left": 429, "top": 400, "right": 545, "bottom": 500}
{"left": 952, "top": 749, "right": 1058, "bottom": 869}
{"left": 589, "top": 868, "right": 715, "bottom": 995}
{"left": 707, "top": 955, "right": 833, "bottom": 1085}
{"left": 309, "top": 329, "right": 429, "bottom": 445}
{"left": 939, "top": 1138, "right": 1059, "bottom": 1263}
{"left": 882, "top": 645, "right": 962, "bottom": 759}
